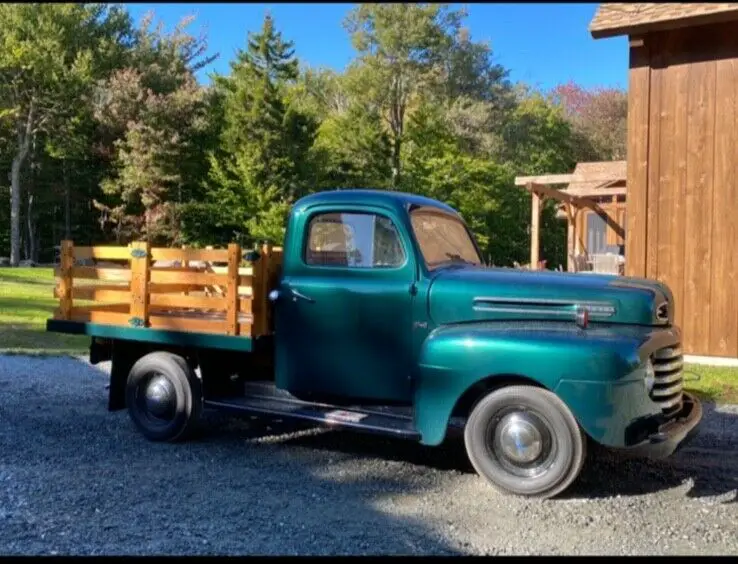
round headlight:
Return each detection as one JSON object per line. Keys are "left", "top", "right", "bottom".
{"left": 644, "top": 360, "right": 656, "bottom": 394}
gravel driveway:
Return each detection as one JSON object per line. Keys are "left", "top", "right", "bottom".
{"left": 1, "top": 355, "right": 737, "bottom": 555}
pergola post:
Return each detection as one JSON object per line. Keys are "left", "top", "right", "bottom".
{"left": 529, "top": 182, "right": 541, "bottom": 270}
{"left": 566, "top": 204, "right": 574, "bottom": 272}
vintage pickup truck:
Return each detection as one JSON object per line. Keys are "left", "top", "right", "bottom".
{"left": 47, "top": 189, "right": 702, "bottom": 499}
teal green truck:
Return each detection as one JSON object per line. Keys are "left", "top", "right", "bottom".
{"left": 47, "top": 189, "right": 702, "bottom": 499}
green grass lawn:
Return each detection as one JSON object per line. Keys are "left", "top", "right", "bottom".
{"left": 0, "top": 267, "right": 89, "bottom": 355}
{"left": 1, "top": 266, "right": 737, "bottom": 403}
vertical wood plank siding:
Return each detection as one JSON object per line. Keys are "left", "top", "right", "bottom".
{"left": 629, "top": 22, "right": 738, "bottom": 356}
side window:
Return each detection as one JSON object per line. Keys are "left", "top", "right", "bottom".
{"left": 305, "top": 212, "right": 405, "bottom": 268}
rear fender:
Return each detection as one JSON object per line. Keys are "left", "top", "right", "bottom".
{"left": 413, "top": 322, "right": 650, "bottom": 446}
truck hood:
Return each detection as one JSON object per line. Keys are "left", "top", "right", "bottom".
{"left": 427, "top": 266, "right": 673, "bottom": 327}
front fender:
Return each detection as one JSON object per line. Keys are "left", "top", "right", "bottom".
{"left": 414, "top": 321, "right": 659, "bottom": 446}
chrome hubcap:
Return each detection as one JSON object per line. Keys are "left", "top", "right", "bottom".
{"left": 498, "top": 413, "right": 543, "bottom": 463}
{"left": 143, "top": 374, "right": 175, "bottom": 420}
{"left": 488, "top": 408, "right": 555, "bottom": 478}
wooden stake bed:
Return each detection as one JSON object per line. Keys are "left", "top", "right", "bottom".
{"left": 51, "top": 240, "right": 283, "bottom": 340}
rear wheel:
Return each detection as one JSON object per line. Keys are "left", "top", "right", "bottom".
{"left": 464, "top": 385, "right": 586, "bottom": 499}
{"left": 125, "top": 351, "right": 202, "bottom": 442}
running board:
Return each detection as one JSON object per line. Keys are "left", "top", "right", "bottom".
{"left": 203, "top": 384, "right": 421, "bottom": 440}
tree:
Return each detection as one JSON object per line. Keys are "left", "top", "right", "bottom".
{"left": 500, "top": 87, "right": 581, "bottom": 268}
{"left": 92, "top": 12, "right": 215, "bottom": 244}
{"left": 400, "top": 99, "right": 526, "bottom": 265}
{"left": 201, "top": 14, "right": 316, "bottom": 245}
{"left": 344, "top": 3, "right": 465, "bottom": 188}
{"left": 0, "top": 3, "right": 133, "bottom": 265}
{"left": 551, "top": 81, "right": 628, "bottom": 161}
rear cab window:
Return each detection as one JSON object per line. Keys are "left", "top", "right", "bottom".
{"left": 304, "top": 212, "right": 406, "bottom": 268}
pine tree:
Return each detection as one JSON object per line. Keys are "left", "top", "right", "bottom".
{"left": 202, "top": 14, "right": 316, "bottom": 245}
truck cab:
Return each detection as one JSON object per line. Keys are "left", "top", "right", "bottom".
{"left": 47, "top": 189, "right": 702, "bottom": 499}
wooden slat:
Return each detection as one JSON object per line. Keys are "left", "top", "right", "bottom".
{"left": 266, "top": 247, "right": 282, "bottom": 332}
{"left": 239, "top": 298, "right": 252, "bottom": 314}
{"left": 70, "top": 266, "right": 131, "bottom": 282}
{"left": 68, "top": 285, "right": 131, "bottom": 302}
{"left": 226, "top": 243, "right": 241, "bottom": 335}
{"left": 69, "top": 303, "right": 130, "bottom": 313}
{"left": 150, "top": 247, "right": 229, "bottom": 262}
{"left": 74, "top": 246, "right": 132, "bottom": 261}
{"left": 58, "top": 240, "right": 74, "bottom": 320}
{"left": 56, "top": 309, "right": 131, "bottom": 326}
{"left": 148, "top": 315, "right": 226, "bottom": 334}
{"left": 710, "top": 37, "right": 738, "bottom": 356}
{"left": 259, "top": 243, "right": 273, "bottom": 335}
{"left": 683, "top": 56, "right": 716, "bottom": 355}
{"left": 129, "top": 241, "right": 151, "bottom": 327}
{"left": 149, "top": 270, "right": 227, "bottom": 285}
{"left": 625, "top": 40, "right": 651, "bottom": 277}
{"left": 238, "top": 323, "right": 252, "bottom": 336}
{"left": 149, "top": 283, "right": 200, "bottom": 294}
{"left": 181, "top": 245, "right": 190, "bottom": 297}
{"left": 150, "top": 266, "right": 211, "bottom": 273}
{"left": 149, "top": 294, "right": 228, "bottom": 310}
{"left": 645, "top": 33, "right": 662, "bottom": 281}
{"left": 210, "top": 265, "right": 254, "bottom": 276}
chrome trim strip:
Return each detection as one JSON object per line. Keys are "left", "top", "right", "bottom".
{"left": 472, "top": 306, "right": 575, "bottom": 316}
{"left": 473, "top": 296, "right": 616, "bottom": 318}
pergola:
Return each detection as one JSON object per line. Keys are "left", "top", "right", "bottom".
{"left": 514, "top": 161, "right": 627, "bottom": 271}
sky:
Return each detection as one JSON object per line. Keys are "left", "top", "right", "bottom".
{"left": 125, "top": 2, "right": 629, "bottom": 92}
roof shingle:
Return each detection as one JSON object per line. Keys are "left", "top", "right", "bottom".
{"left": 590, "top": 3, "right": 738, "bottom": 39}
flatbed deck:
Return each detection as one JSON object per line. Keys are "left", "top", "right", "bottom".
{"left": 47, "top": 240, "right": 282, "bottom": 347}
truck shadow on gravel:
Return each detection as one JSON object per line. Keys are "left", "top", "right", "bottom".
{"left": 1, "top": 356, "right": 467, "bottom": 556}
{"left": 200, "top": 401, "right": 738, "bottom": 505}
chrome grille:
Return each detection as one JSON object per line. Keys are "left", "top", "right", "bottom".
{"left": 650, "top": 345, "right": 684, "bottom": 417}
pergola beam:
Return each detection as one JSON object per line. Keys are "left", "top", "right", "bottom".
{"left": 525, "top": 182, "right": 625, "bottom": 240}
{"left": 525, "top": 182, "right": 625, "bottom": 271}
{"left": 514, "top": 174, "right": 627, "bottom": 187}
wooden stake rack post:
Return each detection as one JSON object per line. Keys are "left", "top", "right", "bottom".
{"left": 53, "top": 241, "right": 283, "bottom": 338}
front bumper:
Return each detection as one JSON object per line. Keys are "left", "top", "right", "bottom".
{"left": 619, "top": 392, "right": 702, "bottom": 459}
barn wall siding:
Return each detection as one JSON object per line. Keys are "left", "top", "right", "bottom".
{"left": 628, "top": 22, "right": 738, "bottom": 356}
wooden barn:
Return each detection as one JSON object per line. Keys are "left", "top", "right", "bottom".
{"left": 589, "top": 3, "right": 738, "bottom": 359}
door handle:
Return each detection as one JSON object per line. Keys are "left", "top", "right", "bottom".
{"left": 290, "top": 289, "right": 315, "bottom": 303}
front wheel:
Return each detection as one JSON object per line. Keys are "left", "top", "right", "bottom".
{"left": 464, "top": 385, "right": 586, "bottom": 499}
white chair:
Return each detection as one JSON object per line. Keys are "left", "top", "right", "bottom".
{"left": 591, "top": 254, "right": 621, "bottom": 274}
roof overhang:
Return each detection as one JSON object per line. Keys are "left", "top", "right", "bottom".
{"left": 590, "top": 3, "right": 738, "bottom": 39}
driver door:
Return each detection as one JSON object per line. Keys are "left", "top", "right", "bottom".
{"left": 275, "top": 205, "right": 417, "bottom": 403}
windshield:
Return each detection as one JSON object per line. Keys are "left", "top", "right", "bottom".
{"left": 410, "top": 207, "right": 483, "bottom": 269}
